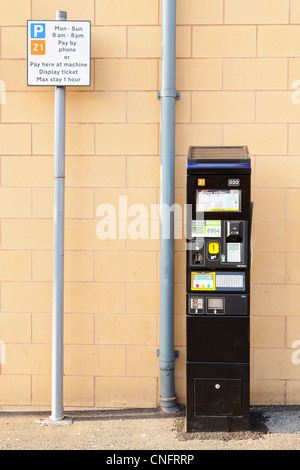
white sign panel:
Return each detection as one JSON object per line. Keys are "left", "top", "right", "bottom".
{"left": 27, "top": 20, "right": 91, "bottom": 86}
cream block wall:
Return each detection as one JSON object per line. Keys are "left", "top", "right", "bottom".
{"left": 0, "top": 0, "right": 300, "bottom": 411}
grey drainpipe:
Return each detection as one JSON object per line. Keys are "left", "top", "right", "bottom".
{"left": 158, "top": 0, "right": 179, "bottom": 412}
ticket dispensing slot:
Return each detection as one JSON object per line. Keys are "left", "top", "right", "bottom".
{"left": 207, "top": 297, "right": 224, "bottom": 315}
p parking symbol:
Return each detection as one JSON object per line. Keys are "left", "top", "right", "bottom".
{"left": 31, "top": 23, "right": 46, "bottom": 39}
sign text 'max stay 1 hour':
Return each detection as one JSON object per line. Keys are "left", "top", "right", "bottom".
{"left": 27, "top": 20, "right": 91, "bottom": 87}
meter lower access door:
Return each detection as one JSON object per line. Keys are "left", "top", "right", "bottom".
{"left": 186, "top": 146, "right": 251, "bottom": 432}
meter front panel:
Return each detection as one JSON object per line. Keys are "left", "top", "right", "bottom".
{"left": 186, "top": 175, "right": 251, "bottom": 295}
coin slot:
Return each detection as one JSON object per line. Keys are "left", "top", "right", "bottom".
{"left": 189, "top": 296, "right": 204, "bottom": 314}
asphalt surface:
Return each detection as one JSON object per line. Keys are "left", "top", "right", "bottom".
{"left": 0, "top": 406, "right": 299, "bottom": 451}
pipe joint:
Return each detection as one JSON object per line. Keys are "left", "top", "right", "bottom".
{"left": 159, "top": 362, "right": 175, "bottom": 373}
{"left": 160, "top": 395, "right": 178, "bottom": 413}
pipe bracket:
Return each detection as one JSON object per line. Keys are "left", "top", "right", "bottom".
{"left": 156, "top": 349, "right": 179, "bottom": 358}
{"left": 157, "top": 91, "right": 180, "bottom": 100}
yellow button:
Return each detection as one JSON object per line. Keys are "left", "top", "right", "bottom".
{"left": 208, "top": 242, "right": 219, "bottom": 254}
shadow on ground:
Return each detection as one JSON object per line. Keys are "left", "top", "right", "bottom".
{"left": 45, "top": 404, "right": 300, "bottom": 442}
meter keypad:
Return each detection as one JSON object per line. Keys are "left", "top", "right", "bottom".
{"left": 216, "top": 274, "right": 244, "bottom": 290}
{"left": 227, "top": 243, "right": 241, "bottom": 263}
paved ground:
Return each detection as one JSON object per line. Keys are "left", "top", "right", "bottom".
{"left": 0, "top": 406, "right": 299, "bottom": 451}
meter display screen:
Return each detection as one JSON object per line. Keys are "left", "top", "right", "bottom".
{"left": 196, "top": 189, "right": 241, "bottom": 212}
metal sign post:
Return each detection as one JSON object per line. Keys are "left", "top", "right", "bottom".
{"left": 51, "top": 77, "right": 65, "bottom": 421}
{"left": 27, "top": 11, "right": 91, "bottom": 422}
{"left": 51, "top": 11, "right": 67, "bottom": 421}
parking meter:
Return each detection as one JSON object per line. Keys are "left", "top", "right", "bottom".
{"left": 186, "top": 146, "right": 251, "bottom": 432}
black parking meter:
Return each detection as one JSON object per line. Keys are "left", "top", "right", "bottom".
{"left": 186, "top": 146, "right": 251, "bottom": 432}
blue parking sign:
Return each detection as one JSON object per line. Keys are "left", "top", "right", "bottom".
{"left": 30, "top": 23, "right": 46, "bottom": 38}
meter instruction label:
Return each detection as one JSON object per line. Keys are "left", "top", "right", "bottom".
{"left": 27, "top": 20, "right": 91, "bottom": 86}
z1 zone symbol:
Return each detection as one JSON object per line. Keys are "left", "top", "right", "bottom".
{"left": 30, "top": 23, "right": 46, "bottom": 55}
